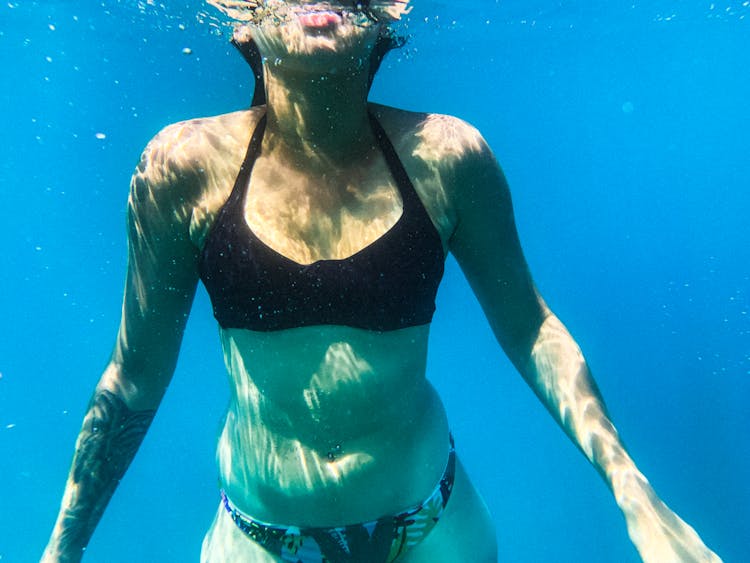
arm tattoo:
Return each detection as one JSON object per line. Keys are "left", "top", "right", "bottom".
{"left": 56, "top": 390, "right": 156, "bottom": 557}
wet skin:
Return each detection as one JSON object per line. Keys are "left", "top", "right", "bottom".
{"left": 43, "top": 3, "right": 722, "bottom": 562}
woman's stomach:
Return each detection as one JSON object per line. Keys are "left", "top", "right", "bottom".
{"left": 215, "top": 324, "right": 451, "bottom": 527}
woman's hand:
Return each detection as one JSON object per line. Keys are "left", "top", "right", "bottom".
{"left": 617, "top": 474, "right": 722, "bottom": 563}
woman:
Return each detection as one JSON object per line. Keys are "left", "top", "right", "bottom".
{"left": 43, "top": 1, "right": 722, "bottom": 561}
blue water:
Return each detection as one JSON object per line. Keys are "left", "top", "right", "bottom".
{"left": 1, "top": 1, "right": 748, "bottom": 561}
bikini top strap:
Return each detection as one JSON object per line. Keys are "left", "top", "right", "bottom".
{"left": 230, "top": 112, "right": 418, "bottom": 212}
{"left": 367, "top": 111, "right": 421, "bottom": 211}
{"left": 227, "top": 112, "right": 267, "bottom": 206}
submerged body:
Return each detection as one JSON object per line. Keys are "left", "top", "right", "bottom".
{"left": 142, "top": 104, "right": 496, "bottom": 560}
{"left": 216, "top": 322, "right": 447, "bottom": 527}
{"left": 43, "top": 2, "right": 722, "bottom": 562}
{"left": 197, "top": 104, "right": 458, "bottom": 527}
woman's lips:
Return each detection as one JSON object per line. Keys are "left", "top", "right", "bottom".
{"left": 297, "top": 10, "right": 343, "bottom": 28}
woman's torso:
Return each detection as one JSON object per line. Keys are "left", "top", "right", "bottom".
{"left": 177, "top": 103, "right": 463, "bottom": 526}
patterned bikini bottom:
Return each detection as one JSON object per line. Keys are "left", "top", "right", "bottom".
{"left": 220, "top": 435, "right": 456, "bottom": 563}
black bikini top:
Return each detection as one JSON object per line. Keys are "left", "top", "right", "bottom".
{"left": 198, "top": 112, "right": 445, "bottom": 332}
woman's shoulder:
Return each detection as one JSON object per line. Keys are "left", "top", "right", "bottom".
{"left": 128, "top": 109, "right": 263, "bottom": 230}
{"left": 130, "top": 108, "right": 263, "bottom": 208}
{"left": 137, "top": 109, "right": 262, "bottom": 182}
{"left": 368, "top": 103, "right": 490, "bottom": 169}
{"left": 369, "top": 104, "right": 506, "bottom": 238}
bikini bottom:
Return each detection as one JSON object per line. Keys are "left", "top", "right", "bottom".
{"left": 221, "top": 435, "right": 456, "bottom": 562}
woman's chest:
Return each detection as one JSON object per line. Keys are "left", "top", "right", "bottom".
{"left": 242, "top": 158, "right": 407, "bottom": 265}
{"left": 189, "top": 144, "right": 456, "bottom": 260}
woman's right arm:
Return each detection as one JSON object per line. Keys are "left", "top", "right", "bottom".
{"left": 42, "top": 128, "right": 202, "bottom": 562}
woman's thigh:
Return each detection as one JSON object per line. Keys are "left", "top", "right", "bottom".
{"left": 401, "top": 457, "right": 498, "bottom": 563}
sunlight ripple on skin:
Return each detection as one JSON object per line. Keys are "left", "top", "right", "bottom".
{"left": 529, "top": 315, "right": 722, "bottom": 563}
{"left": 413, "top": 114, "right": 484, "bottom": 163}
{"left": 411, "top": 114, "right": 486, "bottom": 219}
{"left": 303, "top": 342, "right": 375, "bottom": 417}
{"left": 218, "top": 332, "right": 310, "bottom": 492}
{"left": 244, "top": 151, "right": 403, "bottom": 265}
{"left": 218, "top": 332, "right": 379, "bottom": 498}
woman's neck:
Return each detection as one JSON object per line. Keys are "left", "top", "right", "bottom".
{"left": 261, "top": 64, "right": 376, "bottom": 166}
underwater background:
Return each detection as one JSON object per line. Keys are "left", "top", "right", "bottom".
{"left": 1, "top": 1, "right": 748, "bottom": 561}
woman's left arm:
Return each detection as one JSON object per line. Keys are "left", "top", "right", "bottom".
{"left": 444, "top": 124, "right": 721, "bottom": 563}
